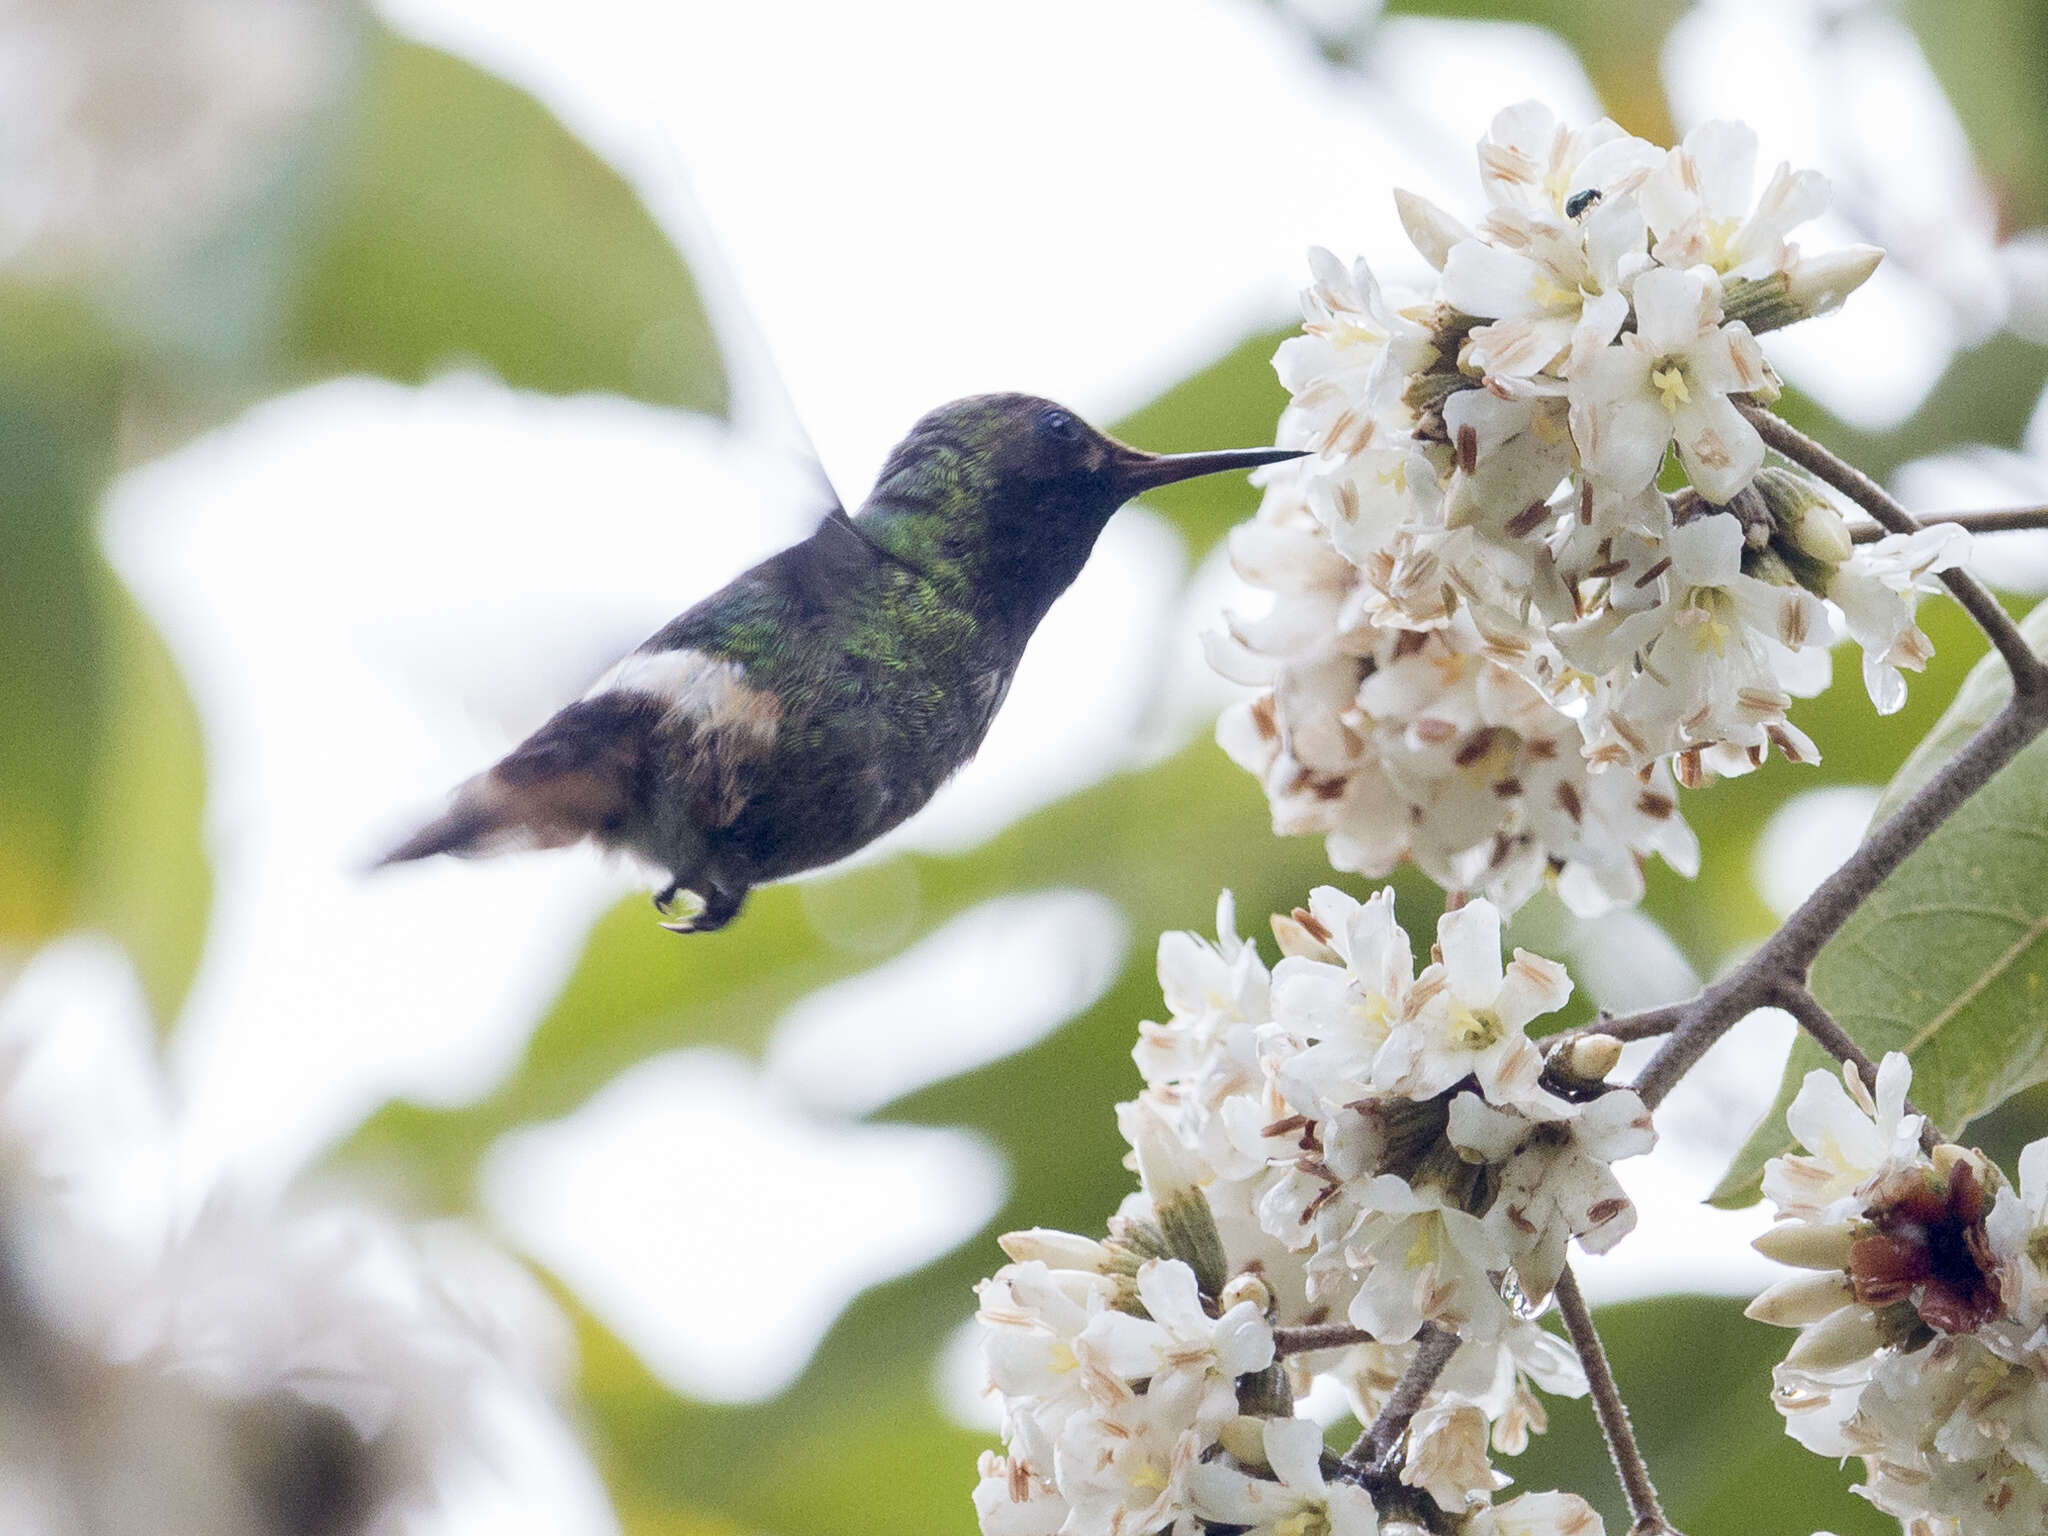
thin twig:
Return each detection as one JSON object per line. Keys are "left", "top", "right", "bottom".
{"left": 1344, "top": 1323, "right": 1459, "bottom": 1474}
{"left": 1850, "top": 506, "right": 2048, "bottom": 544}
{"left": 1273, "top": 1323, "right": 1375, "bottom": 1357}
{"left": 1769, "top": 982, "right": 1948, "bottom": 1150}
{"left": 1591, "top": 1003, "right": 1692, "bottom": 1043}
{"left": 1739, "top": 402, "right": 2048, "bottom": 695}
{"left": 1768, "top": 981, "right": 1881, "bottom": 1085}
{"left": 1555, "top": 1266, "right": 1679, "bottom": 1536}
{"left": 1631, "top": 691, "right": 2048, "bottom": 1109}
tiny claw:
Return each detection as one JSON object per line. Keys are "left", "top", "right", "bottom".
{"left": 653, "top": 883, "right": 711, "bottom": 933}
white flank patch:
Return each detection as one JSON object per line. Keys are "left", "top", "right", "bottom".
{"left": 588, "top": 647, "right": 779, "bottom": 742}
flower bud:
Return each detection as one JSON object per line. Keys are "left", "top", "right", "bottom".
{"left": 998, "top": 1228, "right": 1114, "bottom": 1273}
{"left": 1782, "top": 1303, "right": 1888, "bottom": 1372}
{"left": 1117, "top": 1099, "right": 1227, "bottom": 1295}
{"left": 1758, "top": 468, "right": 1853, "bottom": 567}
{"left": 1394, "top": 188, "right": 1471, "bottom": 271}
{"left": 1744, "top": 546, "right": 1803, "bottom": 590}
{"left": 1220, "top": 1271, "right": 1275, "bottom": 1318}
{"left": 1754, "top": 1219, "right": 1857, "bottom": 1271}
{"left": 1721, "top": 246, "right": 1883, "bottom": 335}
{"left": 1272, "top": 909, "right": 1341, "bottom": 964}
{"left": 1549, "top": 1032, "right": 1623, "bottom": 1084}
{"left": 1746, "top": 1271, "right": 1855, "bottom": 1328}
{"left": 1784, "top": 245, "right": 1884, "bottom": 321}
{"left": 1217, "top": 1414, "right": 1269, "bottom": 1467}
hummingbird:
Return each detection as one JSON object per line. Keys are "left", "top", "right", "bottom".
{"left": 380, "top": 393, "right": 1299, "bottom": 932}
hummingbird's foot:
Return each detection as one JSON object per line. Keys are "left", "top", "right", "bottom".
{"left": 657, "top": 881, "right": 747, "bottom": 935}
{"left": 652, "top": 880, "right": 682, "bottom": 915}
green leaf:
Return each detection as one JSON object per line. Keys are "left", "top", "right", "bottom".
{"left": 0, "top": 289, "right": 121, "bottom": 943}
{"left": 1873, "top": 601, "right": 2048, "bottom": 823}
{"left": 1637, "top": 596, "right": 1995, "bottom": 978}
{"left": 1714, "top": 598, "right": 2048, "bottom": 1207}
{"left": 282, "top": 26, "right": 726, "bottom": 415}
{"left": 75, "top": 573, "right": 214, "bottom": 1026}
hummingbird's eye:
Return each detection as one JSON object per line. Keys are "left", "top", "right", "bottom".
{"left": 1035, "top": 406, "right": 1084, "bottom": 446}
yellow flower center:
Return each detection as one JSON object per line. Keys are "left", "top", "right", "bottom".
{"left": 1048, "top": 1342, "right": 1078, "bottom": 1374}
{"left": 1704, "top": 215, "right": 1742, "bottom": 268}
{"left": 1129, "top": 1459, "right": 1170, "bottom": 1494}
{"left": 1334, "top": 318, "right": 1388, "bottom": 350}
{"left": 1684, "top": 587, "right": 1736, "bottom": 656}
{"left": 1651, "top": 363, "right": 1692, "bottom": 412}
{"left": 1275, "top": 1513, "right": 1330, "bottom": 1536}
{"left": 1530, "top": 405, "right": 1569, "bottom": 445}
{"left": 1405, "top": 1215, "right": 1444, "bottom": 1270}
{"left": 1447, "top": 1004, "right": 1504, "bottom": 1051}
{"left": 2027, "top": 1228, "right": 2048, "bottom": 1273}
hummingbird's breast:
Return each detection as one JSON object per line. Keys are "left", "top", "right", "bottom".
{"left": 710, "top": 569, "right": 1017, "bottom": 885}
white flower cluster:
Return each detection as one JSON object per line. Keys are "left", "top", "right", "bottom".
{"left": 973, "top": 887, "right": 1647, "bottom": 1535}
{"left": 1216, "top": 102, "right": 1972, "bottom": 914}
{"left": 1751, "top": 1052, "right": 2048, "bottom": 1535}
{"left": 0, "top": 943, "right": 570, "bottom": 1536}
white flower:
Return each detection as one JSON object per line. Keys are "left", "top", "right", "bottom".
{"left": 1433, "top": 1319, "right": 1589, "bottom": 1456}
{"left": 1441, "top": 388, "right": 1577, "bottom": 537}
{"left": 1473, "top": 101, "right": 1661, "bottom": 221}
{"left": 1077, "top": 1260, "right": 1274, "bottom": 1434}
{"left": 973, "top": 1450, "right": 1071, "bottom": 1536}
{"left": 1268, "top": 887, "right": 1414, "bottom": 1118}
{"left": 1462, "top": 1488, "right": 1606, "bottom": 1536}
{"left": 1830, "top": 524, "right": 1973, "bottom": 715}
{"left": 1054, "top": 1395, "right": 1205, "bottom": 1536}
{"left": 1444, "top": 196, "right": 1646, "bottom": 383}
{"left": 1988, "top": 1138, "right": 2048, "bottom": 1340}
{"left": 1567, "top": 264, "right": 1775, "bottom": 503}
{"left": 1453, "top": 1090, "right": 1654, "bottom": 1302}
{"left": 1845, "top": 1337, "right": 2048, "bottom": 1535}
{"left": 1310, "top": 444, "right": 1447, "bottom": 571}
{"left": 1137, "top": 891, "right": 1272, "bottom": 1096}
{"left": 976, "top": 1259, "right": 1117, "bottom": 1447}
{"left": 1187, "top": 1416, "right": 1381, "bottom": 1536}
{"left": 1565, "top": 512, "right": 1829, "bottom": 774}
{"left": 1639, "top": 119, "right": 1830, "bottom": 280}
{"left": 1404, "top": 1401, "right": 1508, "bottom": 1511}
{"left": 1762, "top": 1052, "right": 1922, "bottom": 1224}
{"left": 1372, "top": 900, "right": 1569, "bottom": 1110}
{"left": 1342, "top": 1174, "right": 1515, "bottom": 1343}
{"left": 1277, "top": 247, "right": 1434, "bottom": 459}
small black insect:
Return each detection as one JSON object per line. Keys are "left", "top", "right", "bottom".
{"left": 1564, "top": 187, "right": 1602, "bottom": 220}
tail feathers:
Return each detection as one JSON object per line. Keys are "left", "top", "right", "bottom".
{"left": 378, "top": 694, "right": 661, "bottom": 869}
{"left": 377, "top": 775, "right": 532, "bottom": 866}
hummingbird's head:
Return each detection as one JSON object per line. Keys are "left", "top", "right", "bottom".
{"left": 866, "top": 393, "right": 1302, "bottom": 633}
{"left": 910, "top": 392, "right": 1301, "bottom": 504}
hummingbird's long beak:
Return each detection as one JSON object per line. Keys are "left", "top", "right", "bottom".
{"left": 1110, "top": 444, "right": 1307, "bottom": 497}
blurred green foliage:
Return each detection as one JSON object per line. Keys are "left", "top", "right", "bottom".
{"left": 6, "top": 2, "right": 2048, "bottom": 1534}
{"left": 0, "top": 290, "right": 121, "bottom": 944}
{"left": 283, "top": 29, "right": 726, "bottom": 413}
{"left": 1908, "top": 0, "right": 2048, "bottom": 230}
